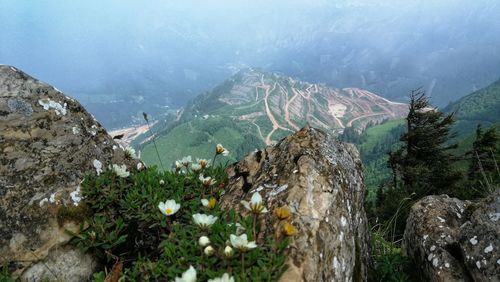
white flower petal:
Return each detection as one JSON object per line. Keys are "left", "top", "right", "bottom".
{"left": 201, "top": 199, "right": 209, "bottom": 207}
{"left": 246, "top": 241, "right": 257, "bottom": 249}
{"left": 251, "top": 192, "right": 262, "bottom": 204}
{"left": 175, "top": 265, "right": 196, "bottom": 282}
{"left": 241, "top": 200, "right": 251, "bottom": 211}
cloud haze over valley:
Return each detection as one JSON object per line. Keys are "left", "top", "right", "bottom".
{"left": 1, "top": 0, "right": 499, "bottom": 128}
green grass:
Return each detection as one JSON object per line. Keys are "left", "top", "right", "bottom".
{"left": 141, "top": 117, "right": 239, "bottom": 168}
{"left": 140, "top": 116, "right": 266, "bottom": 169}
{"left": 360, "top": 119, "right": 405, "bottom": 153}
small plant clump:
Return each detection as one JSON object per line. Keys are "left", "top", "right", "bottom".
{"left": 369, "top": 227, "right": 411, "bottom": 282}
{"left": 72, "top": 144, "right": 291, "bottom": 281}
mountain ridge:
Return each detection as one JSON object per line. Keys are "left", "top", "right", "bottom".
{"left": 443, "top": 77, "right": 500, "bottom": 137}
{"left": 134, "top": 69, "right": 408, "bottom": 167}
{"left": 177, "top": 68, "right": 408, "bottom": 145}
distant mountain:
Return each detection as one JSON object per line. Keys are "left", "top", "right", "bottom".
{"left": 3, "top": 1, "right": 499, "bottom": 129}
{"left": 135, "top": 69, "right": 407, "bottom": 167}
{"left": 443, "top": 77, "right": 500, "bottom": 137}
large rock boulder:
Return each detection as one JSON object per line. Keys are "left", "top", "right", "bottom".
{"left": 220, "top": 126, "right": 370, "bottom": 281}
{"left": 402, "top": 190, "right": 500, "bottom": 282}
{"left": 0, "top": 65, "right": 137, "bottom": 280}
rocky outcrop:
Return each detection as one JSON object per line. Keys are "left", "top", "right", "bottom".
{"left": 220, "top": 126, "right": 370, "bottom": 281}
{"left": 402, "top": 190, "right": 500, "bottom": 282}
{"left": 0, "top": 65, "right": 138, "bottom": 280}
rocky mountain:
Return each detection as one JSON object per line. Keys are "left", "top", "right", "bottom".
{"left": 135, "top": 69, "right": 407, "bottom": 167}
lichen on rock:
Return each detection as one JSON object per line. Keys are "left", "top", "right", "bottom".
{"left": 220, "top": 126, "right": 371, "bottom": 281}
{"left": 402, "top": 190, "right": 500, "bottom": 281}
{"left": 0, "top": 65, "right": 137, "bottom": 279}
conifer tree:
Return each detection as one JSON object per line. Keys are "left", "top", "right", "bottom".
{"left": 388, "top": 90, "right": 460, "bottom": 196}
{"left": 467, "top": 125, "right": 499, "bottom": 194}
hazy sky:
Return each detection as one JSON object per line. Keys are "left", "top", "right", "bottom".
{"left": 1, "top": 0, "right": 499, "bottom": 127}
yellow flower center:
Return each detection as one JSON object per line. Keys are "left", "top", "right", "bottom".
{"left": 250, "top": 203, "right": 264, "bottom": 214}
{"left": 216, "top": 145, "right": 225, "bottom": 154}
{"left": 165, "top": 208, "right": 172, "bottom": 215}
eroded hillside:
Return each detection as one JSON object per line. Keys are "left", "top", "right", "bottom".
{"left": 132, "top": 69, "right": 408, "bottom": 167}
{"left": 181, "top": 69, "right": 407, "bottom": 145}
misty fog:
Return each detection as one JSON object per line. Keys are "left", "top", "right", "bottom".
{"left": 1, "top": 0, "right": 499, "bottom": 129}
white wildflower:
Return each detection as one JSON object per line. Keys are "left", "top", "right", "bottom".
{"left": 208, "top": 273, "right": 234, "bottom": 282}
{"left": 191, "top": 163, "right": 202, "bottom": 172}
{"left": 192, "top": 213, "right": 218, "bottom": 229}
{"left": 181, "top": 156, "right": 192, "bottom": 167}
{"left": 112, "top": 164, "right": 130, "bottom": 178}
{"left": 125, "top": 146, "right": 138, "bottom": 159}
{"left": 230, "top": 234, "right": 257, "bottom": 252}
{"left": 199, "top": 175, "right": 217, "bottom": 187}
{"left": 197, "top": 158, "right": 210, "bottom": 169}
{"left": 241, "top": 192, "right": 268, "bottom": 214}
{"left": 175, "top": 160, "right": 183, "bottom": 171}
{"left": 158, "top": 199, "right": 180, "bottom": 216}
{"left": 175, "top": 265, "right": 196, "bottom": 282}
{"left": 216, "top": 144, "right": 229, "bottom": 156}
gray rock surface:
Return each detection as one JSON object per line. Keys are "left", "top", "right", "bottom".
{"left": 220, "top": 126, "right": 370, "bottom": 282}
{"left": 20, "top": 246, "right": 97, "bottom": 282}
{"left": 0, "top": 65, "right": 137, "bottom": 279}
{"left": 402, "top": 190, "right": 500, "bottom": 282}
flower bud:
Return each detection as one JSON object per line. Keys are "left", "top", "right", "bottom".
{"left": 198, "top": 236, "right": 210, "bottom": 247}
{"left": 204, "top": 245, "right": 215, "bottom": 256}
{"left": 224, "top": 245, "right": 234, "bottom": 258}
{"left": 137, "top": 162, "right": 144, "bottom": 170}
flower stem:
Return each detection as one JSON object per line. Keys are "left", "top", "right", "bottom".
{"left": 212, "top": 153, "right": 219, "bottom": 168}
{"left": 143, "top": 113, "right": 165, "bottom": 171}
{"left": 241, "top": 252, "right": 245, "bottom": 277}
{"left": 253, "top": 214, "right": 257, "bottom": 241}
